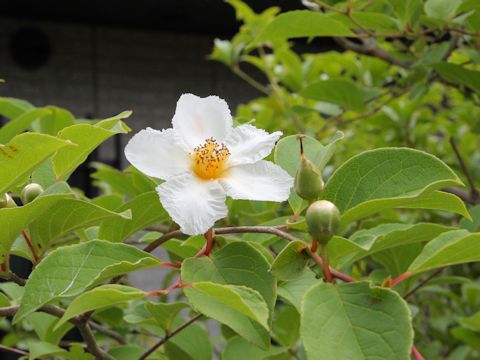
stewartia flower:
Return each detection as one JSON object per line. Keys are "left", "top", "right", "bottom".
{"left": 125, "top": 94, "right": 293, "bottom": 235}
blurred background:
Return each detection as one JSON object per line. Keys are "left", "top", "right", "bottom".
{"left": 0, "top": 0, "right": 306, "bottom": 173}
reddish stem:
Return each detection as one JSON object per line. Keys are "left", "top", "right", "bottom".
{"left": 320, "top": 246, "right": 333, "bottom": 283}
{"left": 22, "top": 230, "right": 40, "bottom": 263}
{"left": 146, "top": 278, "right": 192, "bottom": 297}
{"left": 411, "top": 346, "right": 425, "bottom": 360}
{"left": 0, "top": 263, "right": 6, "bottom": 272}
{"left": 391, "top": 272, "right": 414, "bottom": 287}
{"left": 195, "top": 245, "right": 207, "bottom": 258}
{"left": 309, "top": 252, "right": 354, "bottom": 282}
{"left": 310, "top": 239, "right": 319, "bottom": 253}
{"left": 204, "top": 228, "right": 215, "bottom": 256}
{"left": 161, "top": 261, "right": 181, "bottom": 270}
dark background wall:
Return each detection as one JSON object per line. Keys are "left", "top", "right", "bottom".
{"left": 0, "top": 0, "right": 303, "bottom": 167}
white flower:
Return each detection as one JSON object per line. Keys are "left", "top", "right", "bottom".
{"left": 125, "top": 94, "right": 294, "bottom": 235}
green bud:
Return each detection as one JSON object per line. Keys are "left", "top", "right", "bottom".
{"left": 305, "top": 200, "right": 340, "bottom": 245}
{"left": 21, "top": 183, "right": 44, "bottom": 204}
{"left": 0, "top": 193, "right": 17, "bottom": 208}
{"left": 294, "top": 136, "right": 324, "bottom": 201}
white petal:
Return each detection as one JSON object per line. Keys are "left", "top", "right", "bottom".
{"left": 157, "top": 173, "right": 228, "bottom": 235}
{"left": 172, "top": 94, "right": 232, "bottom": 150}
{"left": 220, "top": 160, "right": 294, "bottom": 202}
{"left": 125, "top": 128, "right": 190, "bottom": 181}
{"left": 225, "top": 124, "right": 282, "bottom": 166}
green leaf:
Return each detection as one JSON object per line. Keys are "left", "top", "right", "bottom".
{"left": 223, "top": 336, "right": 289, "bottom": 360}
{"left": 181, "top": 241, "right": 276, "bottom": 349}
{"left": 35, "top": 106, "right": 75, "bottom": 135}
{"left": 28, "top": 341, "right": 67, "bottom": 360}
{"left": 328, "top": 222, "right": 454, "bottom": 268}
{"left": 277, "top": 270, "right": 319, "bottom": 312}
{"left": 460, "top": 205, "right": 480, "bottom": 232}
{"left": 424, "top": 0, "right": 462, "bottom": 20}
{"left": 26, "top": 312, "right": 73, "bottom": 345}
{"left": 185, "top": 281, "right": 270, "bottom": 329}
{"left": 432, "top": 63, "right": 480, "bottom": 94}
{"left": 28, "top": 199, "right": 131, "bottom": 253}
{"left": 274, "top": 132, "right": 343, "bottom": 212}
{"left": 55, "top": 285, "right": 146, "bottom": 329}
{"left": 253, "top": 10, "right": 353, "bottom": 44}
{"left": 301, "top": 282, "right": 413, "bottom": 360}
{"left": 460, "top": 311, "right": 480, "bottom": 331}
{"left": 99, "top": 191, "right": 167, "bottom": 242}
{"left": 270, "top": 240, "right": 309, "bottom": 281}
{"left": 0, "top": 97, "right": 34, "bottom": 119}
{"left": 323, "top": 148, "right": 463, "bottom": 222}
{"left": 272, "top": 304, "right": 300, "bottom": 347}
{"left": 165, "top": 318, "right": 212, "bottom": 360}
{"left": 350, "top": 13, "right": 401, "bottom": 33}
{"left": 145, "top": 302, "right": 189, "bottom": 331}
{"left": 14, "top": 240, "right": 161, "bottom": 323}
{"left": 389, "top": 0, "right": 423, "bottom": 26}
{"left": 0, "top": 185, "right": 72, "bottom": 265}
{"left": 108, "top": 346, "right": 145, "bottom": 360}
{"left": 408, "top": 230, "right": 480, "bottom": 273}
{"left": 301, "top": 79, "right": 366, "bottom": 111}
{"left": 52, "top": 111, "right": 131, "bottom": 179}
{"left": 0, "top": 108, "right": 51, "bottom": 144}
{"left": 341, "top": 190, "right": 470, "bottom": 225}
{"left": 0, "top": 133, "right": 73, "bottom": 194}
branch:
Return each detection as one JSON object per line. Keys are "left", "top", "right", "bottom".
{"left": 334, "top": 37, "right": 410, "bottom": 68}
{"left": 138, "top": 314, "right": 202, "bottom": 360}
{"left": 0, "top": 304, "right": 126, "bottom": 346}
{"left": 76, "top": 321, "right": 116, "bottom": 360}
{"left": 450, "top": 137, "right": 479, "bottom": 202}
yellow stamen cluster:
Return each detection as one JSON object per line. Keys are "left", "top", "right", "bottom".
{"left": 192, "top": 137, "right": 230, "bottom": 180}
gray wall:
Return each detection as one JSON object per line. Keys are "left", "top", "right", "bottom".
{"left": 0, "top": 18, "right": 257, "bottom": 166}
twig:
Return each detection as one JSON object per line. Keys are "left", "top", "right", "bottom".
{"left": 22, "top": 230, "right": 40, "bottom": 264}
{"left": 232, "top": 66, "right": 270, "bottom": 95}
{"left": 0, "top": 344, "right": 29, "bottom": 356}
{"left": 138, "top": 314, "right": 202, "bottom": 360}
{"left": 143, "top": 230, "right": 183, "bottom": 253}
{"left": 450, "top": 137, "right": 479, "bottom": 202}
{"left": 404, "top": 268, "right": 444, "bottom": 300}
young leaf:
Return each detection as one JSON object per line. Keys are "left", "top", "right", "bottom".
{"left": 301, "top": 282, "right": 413, "bottom": 360}
{"left": 323, "top": 148, "right": 463, "bottom": 221}
{"left": 98, "top": 191, "right": 168, "bottom": 243}
{"left": 0, "top": 190, "right": 72, "bottom": 265}
{"left": 14, "top": 240, "right": 161, "bottom": 323}
{"left": 408, "top": 230, "right": 480, "bottom": 273}
{"left": 270, "top": 240, "right": 309, "bottom": 281}
{"left": 28, "top": 199, "right": 131, "bottom": 253}
{"left": 0, "top": 133, "right": 73, "bottom": 194}
{"left": 0, "top": 97, "right": 34, "bottom": 119}
{"left": 0, "top": 107, "right": 51, "bottom": 144}
{"left": 253, "top": 10, "right": 353, "bottom": 44}
{"left": 52, "top": 111, "right": 131, "bottom": 180}
{"left": 55, "top": 285, "right": 146, "bottom": 329}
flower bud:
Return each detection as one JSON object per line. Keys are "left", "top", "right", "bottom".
{"left": 21, "top": 183, "right": 44, "bottom": 204}
{"left": 0, "top": 193, "right": 17, "bottom": 208}
{"left": 305, "top": 200, "right": 340, "bottom": 245}
{"left": 294, "top": 136, "right": 324, "bottom": 201}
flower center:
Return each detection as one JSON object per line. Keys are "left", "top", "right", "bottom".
{"left": 191, "top": 137, "right": 230, "bottom": 180}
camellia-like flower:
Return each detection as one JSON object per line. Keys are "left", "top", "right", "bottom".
{"left": 125, "top": 94, "right": 293, "bottom": 235}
